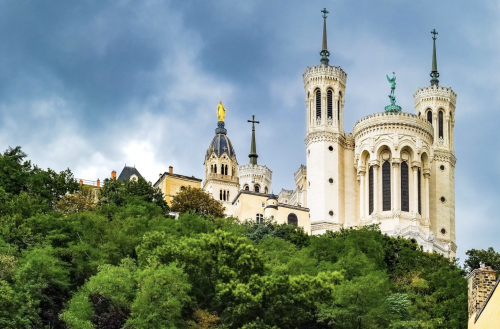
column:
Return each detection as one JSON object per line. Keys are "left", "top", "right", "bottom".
{"left": 444, "top": 115, "right": 450, "bottom": 146}
{"left": 359, "top": 169, "right": 366, "bottom": 219}
{"left": 371, "top": 161, "right": 380, "bottom": 214}
{"left": 433, "top": 113, "right": 438, "bottom": 145}
{"left": 392, "top": 159, "right": 400, "bottom": 211}
{"left": 412, "top": 163, "right": 420, "bottom": 214}
{"left": 423, "top": 170, "right": 431, "bottom": 220}
{"left": 334, "top": 96, "right": 339, "bottom": 127}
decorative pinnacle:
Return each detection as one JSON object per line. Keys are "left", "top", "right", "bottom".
{"left": 248, "top": 115, "right": 260, "bottom": 165}
{"left": 320, "top": 8, "right": 330, "bottom": 65}
{"left": 430, "top": 29, "right": 440, "bottom": 86}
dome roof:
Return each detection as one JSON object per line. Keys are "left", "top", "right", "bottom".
{"left": 207, "top": 133, "right": 236, "bottom": 159}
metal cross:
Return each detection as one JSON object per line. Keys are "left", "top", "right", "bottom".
{"left": 321, "top": 8, "right": 329, "bottom": 19}
{"left": 431, "top": 29, "right": 438, "bottom": 40}
{"left": 248, "top": 115, "right": 260, "bottom": 127}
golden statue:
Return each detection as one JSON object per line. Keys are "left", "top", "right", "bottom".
{"left": 217, "top": 100, "right": 226, "bottom": 122}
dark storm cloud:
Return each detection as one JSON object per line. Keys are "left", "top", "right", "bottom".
{"left": 0, "top": 0, "right": 499, "bottom": 261}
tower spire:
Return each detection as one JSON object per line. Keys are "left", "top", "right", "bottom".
{"left": 320, "top": 8, "right": 330, "bottom": 65}
{"left": 248, "top": 115, "right": 260, "bottom": 165}
{"left": 430, "top": 29, "right": 440, "bottom": 86}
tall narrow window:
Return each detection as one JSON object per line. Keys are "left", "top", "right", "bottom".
{"left": 214, "top": 164, "right": 217, "bottom": 174}
{"left": 427, "top": 110, "right": 432, "bottom": 124}
{"left": 382, "top": 161, "right": 391, "bottom": 211}
{"left": 255, "top": 185, "right": 260, "bottom": 193}
{"left": 219, "top": 190, "right": 222, "bottom": 200}
{"left": 287, "top": 213, "right": 298, "bottom": 225}
{"left": 225, "top": 165, "right": 228, "bottom": 175}
{"left": 401, "top": 161, "right": 409, "bottom": 212}
{"left": 315, "top": 89, "right": 321, "bottom": 119}
{"left": 227, "top": 191, "right": 230, "bottom": 201}
{"left": 327, "top": 90, "right": 333, "bottom": 118}
{"left": 369, "top": 166, "right": 374, "bottom": 215}
{"left": 439, "top": 110, "right": 444, "bottom": 138}
{"left": 223, "top": 190, "right": 226, "bottom": 201}
{"left": 338, "top": 93, "right": 341, "bottom": 122}
{"left": 211, "top": 164, "right": 213, "bottom": 173}
{"left": 418, "top": 168, "right": 421, "bottom": 215}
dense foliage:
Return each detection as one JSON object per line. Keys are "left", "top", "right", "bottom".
{"left": 0, "top": 146, "right": 483, "bottom": 328}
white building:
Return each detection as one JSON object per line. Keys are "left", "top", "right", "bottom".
{"left": 203, "top": 12, "right": 457, "bottom": 257}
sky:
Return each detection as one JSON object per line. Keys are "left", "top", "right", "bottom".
{"left": 0, "top": 0, "right": 499, "bottom": 262}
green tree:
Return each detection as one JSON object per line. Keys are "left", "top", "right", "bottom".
{"left": 464, "top": 247, "right": 500, "bottom": 273}
{"left": 171, "top": 186, "right": 226, "bottom": 218}
{"left": 100, "top": 176, "right": 169, "bottom": 214}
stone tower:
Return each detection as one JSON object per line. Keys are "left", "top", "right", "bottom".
{"left": 413, "top": 30, "right": 457, "bottom": 254}
{"left": 238, "top": 115, "right": 272, "bottom": 194}
{"left": 203, "top": 117, "right": 240, "bottom": 209}
{"left": 304, "top": 9, "right": 349, "bottom": 232}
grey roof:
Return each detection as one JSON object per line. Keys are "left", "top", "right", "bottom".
{"left": 206, "top": 133, "right": 236, "bottom": 159}
{"left": 117, "top": 166, "right": 143, "bottom": 181}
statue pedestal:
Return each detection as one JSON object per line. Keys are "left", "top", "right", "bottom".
{"left": 215, "top": 121, "right": 227, "bottom": 135}
{"left": 384, "top": 104, "right": 402, "bottom": 113}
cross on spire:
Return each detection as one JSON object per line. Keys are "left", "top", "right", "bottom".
{"left": 430, "top": 29, "right": 440, "bottom": 86}
{"left": 248, "top": 115, "right": 260, "bottom": 165}
{"left": 320, "top": 8, "right": 330, "bottom": 65}
{"left": 431, "top": 29, "right": 438, "bottom": 40}
{"left": 321, "top": 8, "right": 329, "bottom": 18}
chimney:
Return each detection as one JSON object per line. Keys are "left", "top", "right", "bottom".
{"left": 111, "top": 170, "right": 117, "bottom": 180}
{"left": 169, "top": 166, "right": 173, "bottom": 174}
{"left": 468, "top": 264, "right": 497, "bottom": 319}
{"left": 79, "top": 179, "right": 83, "bottom": 185}
{"left": 97, "top": 179, "right": 100, "bottom": 187}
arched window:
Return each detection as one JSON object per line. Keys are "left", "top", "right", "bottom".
{"left": 255, "top": 185, "right": 260, "bottom": 193}
{"left": 214, "top": 164, "right": 217, "bottom": 174}
{"left": 287, "top": 213, "right": 298, "bottom": 225}
{"left": 369, "top": 165, "right": 374, "bottom": 215}
{"left": 315, "top": 89, "right": 321, "bottom": 119}
{"left": 327, "top": 89, "right": 333, "bottom": 118}
{"left": 210, "top": 164, "right": 213, "bottom": 173}
{"left": 223, "top": 190, "right": 226, "bottom": 201}
{"left": 338, "top": 92, "right": 342, "bottom": 122}
{"left": 418, "top": 168, "right": 421, "bottom": 215}
{"left": 438, "top": 110, "right": 444, "bottom": 138}
{"left": 401, "top": 161, "right": 409, "bottom": 212}
{"left": 225, "top": 165, "right": 228, "bottom": 175}
{"left": 256, "top": 213, "right": 264, "bottom": 224}
{"left": 264, "top": 187, "right": 268, "bottom": 194}
{"left": 244, "top": 185, "right": 249, "bottom": 191}
{"left": 219, "top": 190, "right": 222, "bottom": 200}
{"left": 227, "top": 191, "right": 230, "bottom": 201}
{"left": 382, "top": 161, "right": 391, "bottom": 211}
{"left": 427, "top": 110, "right": 432, "bottom": 124}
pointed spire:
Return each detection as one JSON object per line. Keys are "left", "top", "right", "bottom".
{"left": 248, "top": 115, "right": 260, "bottom": 165}
{"left": 320, "top": 8, "right": 330, "bottom": 65}
{"left": 430, "top": 29, "right": 440, "bottom": 86}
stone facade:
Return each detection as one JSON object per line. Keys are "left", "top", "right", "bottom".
{"left": 467, "top": 266, "right": 499, "bottom": 328}
{"left": 154, "top": 167, "right": 202, "bottom": 206}
{"left": 279, "top": 22, "right": 457, "bottom": 257}
{"left": 238, "top": 163, "right": 272, "bottom": 194}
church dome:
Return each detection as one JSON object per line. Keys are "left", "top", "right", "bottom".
{"left": 207, "top": 133, "right": 236, "bottom": 158}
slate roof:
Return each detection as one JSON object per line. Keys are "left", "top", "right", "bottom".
{"left": 206, "top": 133, "right": 236, "bottom": 159}
{"left": 117, "top": 166, "right": 143, "bottom": 181}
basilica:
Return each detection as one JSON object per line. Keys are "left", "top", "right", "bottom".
{"left": 200, "top": 12, "right": 457, "bottom": 257}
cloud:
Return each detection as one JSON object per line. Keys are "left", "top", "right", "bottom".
{"left": 0, "top": 0, "right": 498, "bottom": 263}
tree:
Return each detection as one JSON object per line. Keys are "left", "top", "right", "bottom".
{"left": 171, "top": 186, "right": 226, "bottom": 218}
{"left": 55, "top": 185, "right": 99, "bottom": 215}
{"left": 100, "top": 177, "right": 169, "bottom": 215}
{"left": 464, "top": 247, "right": 500, "bottom": 273}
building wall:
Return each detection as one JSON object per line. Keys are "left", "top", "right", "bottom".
{"left": 156, "top": 174, "right": 201, "bottom": 206}
{"left": 469, "top": 285, "right": 500, "bottom": 329}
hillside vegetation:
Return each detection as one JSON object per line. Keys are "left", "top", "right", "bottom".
{"left": 0, "top": 147, "right": 469, "bottom": 328}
